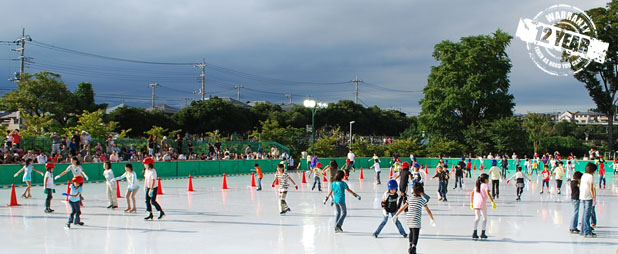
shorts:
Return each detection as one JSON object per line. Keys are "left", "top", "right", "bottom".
{"left": 128, "top": 185, "right": 140, "bottom": 191}
{"left": 23, "top": 175, "right": 32, "bottom": 182}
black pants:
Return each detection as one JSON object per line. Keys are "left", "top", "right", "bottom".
{"left": 68, "top": 201, "right": 81, "bottom": 224}
{"left": 454, "top": 176, "right": 463, "bottom": 188}
{"left": 45, "top": 188, "right": 53, "bottom": 209}
{"left": 516, "top": 186, "right": 523, "bottom": 198}
{"left": 409, "top": 227, "right": 420, "bottom": 247}
{"left": 145, "top": 187, "right": 162, "bottom": 212}
{"left": 491, "top": 180, "right": 500, "bottom": 198}
{"left": 556, "top": 180, "right": 563, "bottom": 189}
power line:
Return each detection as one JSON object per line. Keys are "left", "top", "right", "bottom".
{"left": 361, "top": 81, "right": 423, "bottom": 93}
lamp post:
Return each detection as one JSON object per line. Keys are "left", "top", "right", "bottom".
{"left": 349, "top": 121, "right": 355, "bottom": 150}
{"left": 304, "top": 97, "right": 327, "bottom": 156}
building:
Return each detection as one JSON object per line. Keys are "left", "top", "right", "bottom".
{"left": 556, "top": 110, "right": 615, "bottom": 124}
{"left": 0, "top": 111, "right": 21, "bottom": 130}
{"left": 146, "top": 104, "right": 180, "bottom": 115}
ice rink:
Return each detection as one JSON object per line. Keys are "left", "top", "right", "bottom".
{"left": 2, "top": 169, "right": 617, "bottom": 254}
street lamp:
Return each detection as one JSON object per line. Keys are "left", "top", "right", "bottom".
{"left": 349, "top": 121, "right": 355, "bottom": 150}
{"left": 304, "top": 97, "right": 327, "bottom": 155}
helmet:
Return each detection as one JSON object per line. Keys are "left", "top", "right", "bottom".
{"left": 491, "top": 160, "right": 497, "bottom": 166}
{"left": 413, "top": 163, "right": 421, "bottom": 169}
{"left": 346, "top": 158, "right": 351, "bottom": 163}
{"left": 396, "top": 158, "right": 401, "bottom": 162}
{"left": 401, "top": 162, "right": 410, "bottom": 169}
{"left": 316, "top": 162, "right": 322, "bottom": 168}
{"left": 45, "top": 162, "right": 55, "bottom": 169}
{"left": 387, "top": 179, "right": 398, "bottom": 190}
{"left": 142, "top": 157, "right": 154, "bottom": 164}
{"left": 468, "top": 159, "right": 471, "bottom": 162}
{"left": 461, "top": 156, "right": 465, "bottom": 161}
{"left": 72, "top": 175, "right": 84, "bottom": 184}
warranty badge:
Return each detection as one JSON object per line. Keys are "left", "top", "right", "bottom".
{"left": 516, "top": 4, "right": 609, "bottom": 76}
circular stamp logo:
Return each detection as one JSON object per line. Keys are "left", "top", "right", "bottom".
{"left": 516, "top": 4, "right": 609, "bottom": 76}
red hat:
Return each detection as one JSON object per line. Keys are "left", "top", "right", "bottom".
{"left": 346, "top": 158, "right": 351, "bottom": 163}
{"left": 401, "top": 162, "right": 410, "bottom": 169}
{"left": 45, "top": 162, "right": 55, "bottom": 169}
{"left": 317, "top": 162, "right": 322, "bottom": 168}
{"left": 72, "top": 175, "right": 84, "bottom": 184}
{"left": 142, "top": 157, "right": 154, "bottom": 164}
{"left": 396, "top": 158, "right": 401, "bottom": 162}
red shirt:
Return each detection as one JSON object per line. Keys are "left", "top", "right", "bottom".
{"left": 10, "top": 133, "right": 20, "bottom": 144}
{"left": 466, "top": 162, "right": 472, "bottom": 169}
{"left": 542, "top": 170, "right": 550, "bottom": 181}
{"left": 599, "top": 163, "right": 605, "bottom": 175}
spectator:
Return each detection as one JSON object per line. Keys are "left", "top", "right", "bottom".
{"left": 5, "top": 131, "right": 12, "bottom": 148}
{"left": 175, "top": 134, "right": 183, "bottom": 154}
{"left": 50, "top": 132, "right": 61, "bottom": 155}
{"left": 187, "top": 140, "right": 194, "bottom": 155}
{"left": 109, "top": 151, "right": 119, "bottom": 162}
{"left": 37, "top": 152, "right": 48, "bottom": 164}
{"left": 10, "top": 129, "right": 20, "bottom": 148}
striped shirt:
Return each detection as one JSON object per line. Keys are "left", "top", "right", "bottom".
{"left": 406, "top": 194, "right": 428, "bottom": 228}
{"left": 277, "top": 172, "right": 290, "bottom": 189}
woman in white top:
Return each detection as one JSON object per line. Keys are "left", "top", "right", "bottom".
{"left": 143, "top": 157, "right": 164, "bottom": 220}
{"left": 55, "top": 156, "right": 89, "bottom": 181}
{"left": 116, "top": 163, "right": 139, "bottom": 212}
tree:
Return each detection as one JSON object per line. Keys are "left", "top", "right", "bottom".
{"left": 523, "top": 113, "right": 554, "bottom": 154}
{"left": 313, "top": 127, "right": 341, "bottom": 157}
{"left": 106, "top": 106, "right": 176, "bottom": 138}
{"left": 252, "top": 119, "right": 306, "bottom": 154}
{"left": 173, "top": 97, "right": 253, "bottom": 135}
{"left": 572, "top": 2, "right": 618, "bottom": 153}
{"left": 20, "top": 113, "right": 54, "bottom": 138}
{"left": 419, "top": 30, "right": 515, "bottom": 145}
{"left": 487, "top": 117, "right": 530, "bottom": 155}
{"left": 74, "top": 82, "right": 105, "bottom": 112}
{"left": 0, "top": 72, "right": 75, "bottom": 126}
{"left": 145, "top": 126, "right": 168, "bottom": 139}
{"left": 65, "top": 110, "right": 117, "bottom": 139}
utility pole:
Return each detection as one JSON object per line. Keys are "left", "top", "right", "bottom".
{"left": 194, "top": 58, "right": 206, "bottom": 100}
{"left": 285, "top": 93, "right": 292, "bottom": 104}
{"left": 184, "top": 98, "right": 192, "bottom": 106}
{"left": 148, "top": 82, "right": 160, "bottom": 108}
{"left": 352, "top": 76, "right": 362, "bottom": 104}
{"left": 234, "top": 85, "right": 244, "bottom": 101}
{"left": 11, "top": 28, "right": 32, "bottom": 82}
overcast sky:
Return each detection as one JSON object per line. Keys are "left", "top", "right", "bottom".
{"left": 0, "top": 0, "right": 609, "bottom": 115}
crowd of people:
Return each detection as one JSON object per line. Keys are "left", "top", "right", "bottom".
{"left": 0, "top": 130, "right": 294, "bottom": 166}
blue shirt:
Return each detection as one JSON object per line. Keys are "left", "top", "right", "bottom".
{"left": 68, "top": 184, "right": 82, "bottom": 202}
{"left": 331, "top": 181, "right": 349, "bottom": 203}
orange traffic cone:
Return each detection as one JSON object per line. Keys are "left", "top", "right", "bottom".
{"left": 425, "top": 165, "right": 428, "bottom": 174}
{"left": 474, "top": 163, "right": 477, "bottom": 172}
{"left": 116, "top": 180, "right": 123, "bottom": 198}
{"left": 187, "top": 175, "right": 194, "bottom": 191}
{"left": 389, "top": 167, "right": 393, "bottom": 178}
{"left": 275, "top": 177, "right": 280, "bottom": 185}
{"left": 250, "top": 173, "right": 256, "bottom": 187}
{"left": 359, "top": 167, "right": 364, "bottom": 180}
{"left": 7, "top": 184, "right": 19, "bottom": 206}
{"left": 301, "top": 170, "right": 307, "bottom": 183}
{"left": 222, "top": 173, "right": 229, "bottom": 189}
{"left": 65, "top": 180, "right": 71, "bottom": 201}
{"left": 322, "top": 173, "right": 327, "bottom": 182}
{"left": 157, "top": 177, "right": 164, "bottom": 195}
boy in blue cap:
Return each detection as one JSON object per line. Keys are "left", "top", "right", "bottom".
{"left": 373, "top": 179, "right": 407, "bottom": 238}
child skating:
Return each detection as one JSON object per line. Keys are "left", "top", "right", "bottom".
{"left": 540, "top": 167, "right": 550, "bottom": 194}
{"left": 370, "top": 159, "right": 381, "bottom": 185}
{"left": 65, "top": 176, "right": 84, "bottom": 229}
{"left": 103, "top": 161, "right": 118, "bottom": 209}
{"left": 13, "top": 158, "right": 44, "bottom": 199}
{"left": 272, "top": 163, "right": 298, "bottom": 215}
{"left": 569, "top": 171, "right": 583, "bottom": 234}
{"left": 373, "top": 180, "right": 407, "bottom": 238}
{"left": 143, "top": 157, "right": 165, "bottom": 220}
{"left": 43, "top": 162, "right": 56, "bottom": 213}
{"left": 432, "top": 164, "right": 449, "bottom": 201}
{"left": 55, "top": 156, "right": 90, "bottom": 181}
{"left": 324, "top": 171, "right": 361, "bottom": 232}
{"left": 470, "top": 173, "right": 495, "bottom": 240}
{"left": 115, "top": 163, "right": 139, "bottom": 213}
{"left": 506, "top": 166, "right": 530, "bottom": 201}
{"left": 254, "top": 163, "right": 263, "bottom": 191}
{"left": 311, "top": 162, "right": 323, "bottom": 191}
{"left": 394, "top": 182, "right": 434, "bottom": 254}
{"left": 552, "top": 162, "right": 565, "bottom": 194}
{"left": 488, "top": 160, "right": 501, "bottom": 199}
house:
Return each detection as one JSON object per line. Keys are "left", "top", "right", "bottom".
{"left": 105, "top": 103, "right": 127, "bottom": 114}
{"left": 556, "top": 110, "right": 616, "bottom": 124}
{"left": 0, "top": 111, "right": 21, "bottom": 130}
{"left": 146, "top": 104, "right": 180, "bottom": 115}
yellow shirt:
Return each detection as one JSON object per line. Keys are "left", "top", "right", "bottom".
{"left": 553, "top": 166, "right": 565, "bottom": 180}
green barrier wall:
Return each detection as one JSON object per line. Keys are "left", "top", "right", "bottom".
{"left": 300, "top": 157, "right": 614, "bottom": 178}
{"left": 2, "top": 159, "right": 281, "bottom": 187}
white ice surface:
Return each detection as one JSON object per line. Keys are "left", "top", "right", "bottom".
{"left": 2, "top": 169, "right": 617, "bottom": 254}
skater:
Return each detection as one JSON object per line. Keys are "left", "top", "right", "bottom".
{"left": 65, "top": 176, "right": 84, "bottom": 229}
{"left": 324, "top": 170, "right": 361, "bottom": 232}
{"left": 466, "top": 159, "right": 472, "bottom": 178}
{"left": 598, "top": 159, "right": 606, "bottom": 189}
{"left": 393, "top": 162, "right": 413, "bottom": 210}
{"left": 55, "top": 156, "right": 90, "bottom": 181}
{"left": 410, "top": 163, "right": 426, "bottom": 187}
{"left": 115, "top": 163, "right": 139, "bottom": 212}
{"left": 43, "top": 162, "right": 56, "bottom": 213}
{"left": 454, "top": 158, "right": 465, "bottom": 189}
{"left": 311, "top": 162, "right": 323, "bottom": 191}
{"left": 531, "top": 159, "right": 539, "bottom": 175}
{"left": 432, "top": 164, "right": 449, "bottom": 201}
{"left": 569, "top": 171, "right": 583, "bottom": 234}
{"left": 524, "top": 158, "right": 531, "bottom": 175}
{"left": 143, "top": 157, "right": 165, "bottom": 220}
{"left": 254, "top": 163, "right": 263, "bottom": 191}
{"left": 566, "top": 160, "right": 574, "bottom": 181}
{"left": 341, "top": 159, "right": 353, "bottom": 180}
{"left": 394, "top": 182, "right": 434, "bottom": 254}
{"left": 500, "top": 156, "right": 509, "bottom": 179}
{"left": 13, "top": 158, "right": 44, "bottom": 198}
{"left": 540, "top": 167, "right": 550, "bottom": 194}
{"left": 506, "top": 166, "right": 530, "bottom": 201}
{"left": 552, "top": 162, "right": 565, "bottom": 194}
{"left": 272, "top": 163, "right": 298, "bottom": 215}
{"left": 370, "top": 158, "right": 381, "bottom": 185}
{"left": 613, "top": 158, "right": 618, "bottom": 176}
{"left": 488, "top": 160, "right": 501, "bottom": 199}
{"left": 373, "top": 180, "right": 407, "bottom": 238}
{"left": 580, "top": 163, "right": 597, "bottom": 238}
{"left": 102, "top": 161, "right": 118, "bottom": 209}
{"left": 470, "top": 173, "right": 496, "bottom": 240}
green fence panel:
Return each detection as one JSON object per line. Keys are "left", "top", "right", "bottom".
{"left": 177, "top": 161, "right": 200, "bottom": 176}
{"left": 0, "top": 164, "right": 32, "bottom": 186}
{"left": 81, "top": 163, "right": 104, "bottom": 182}
{"left": 219, "top": 160, "right": 240, "bottom": 175}
{"left": 154, "top": 162, "right": 177, "bottom": 178}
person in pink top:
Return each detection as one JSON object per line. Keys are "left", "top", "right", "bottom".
{"left": 469, "top": 173, "right": 496, "bottom": 240}
{"left": 143, "top": 157, "right": 165, "bottom": 220}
